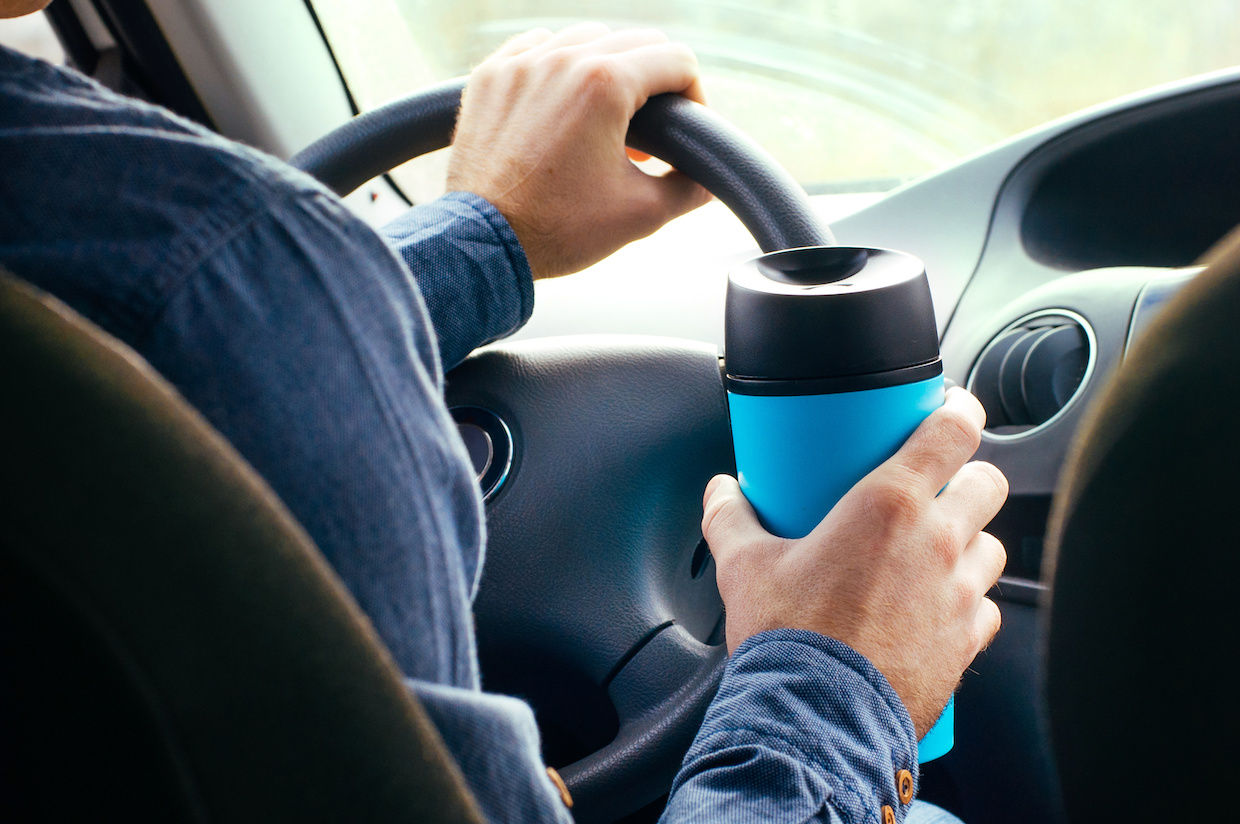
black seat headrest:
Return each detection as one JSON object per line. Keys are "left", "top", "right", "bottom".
{"left": 1044, "top": 233, "right": 1240, "bottom": 821}
{"left": 0, "top": 271, "right": 483, "bottom": 822}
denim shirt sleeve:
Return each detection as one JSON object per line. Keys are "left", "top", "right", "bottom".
{"left": 380, "top": 192, "right": 534, "bottom": 371}
{"left": 662, "top": 629, "right": 922, "bottom": 824}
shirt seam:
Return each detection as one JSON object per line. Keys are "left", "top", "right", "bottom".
{"left": 269, "top": 196, "right": 472, "bottom": 686}
{"left": 131, "top": 196, "right": 275, "bottom": 346}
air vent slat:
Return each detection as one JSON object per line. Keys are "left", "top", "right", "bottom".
{"left": 968, "top": 311, "right": 1094, "bottom": 437}
{"left": 998, "top": 327, "right": 1056, "bottom": 425}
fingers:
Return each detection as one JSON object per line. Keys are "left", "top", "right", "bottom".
{"left": 571, "top": 27, "right": 669, "bottom": 55}
{"left": 491, "top": 27, "right": 554, "bottom": 59}
{"left": 681, "top": 76, "right": 707, "bottom": 105}
{"left": 506, "top": 25, "right": 701, "bottom": 104}
{"left": 530, "top": 21, "right": 613, "bottom": 52}
{"left": 957, "top": 531, "right": 1004, "bottom": 659}
{"left": 611, "top": 41, "right": 701, "bottom": 101}
{"left": 959, "top": 531, "right": 1007, "bottom": 596}
{"left": 881, "top": 387, "right": 985, "bottom": 499}
{"left": 452, "top": 22, "right": 708, "bottom": 278}
{"left": 701, "top": 475, "right": 778, "bottom": 568}
{"left": 973, "top": 597, "right": 1002, "bottom": 655}
{"left": 934, "top": 460, "right": 1008, "bottom": 545}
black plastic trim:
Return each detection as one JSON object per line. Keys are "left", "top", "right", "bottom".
{"left": 86, "top": 1, "right": 214, "bottom": 128}
{"left": 726, "top": 358, "right": 942, "bottom": 396}
{"left": 44, "top": 2, "right": 97, "bottom": 73}
{"left": 725, "top": 247, "right": 940, "bottom": 383}
{"left": 300, "top": 0, "right": 359, "bottom": 117}
{"left": 993, "top": 577, "right": 1045, "bottom": 607}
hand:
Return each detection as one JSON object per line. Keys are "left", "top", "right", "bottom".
{"left": 447, "top": 24, "right": 712, "bottom": 279}
{"left": 702, "top": 387, "right": 1008, "bottom": 736}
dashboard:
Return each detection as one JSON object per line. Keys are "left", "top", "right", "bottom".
{"left": 485, "top": 67, "right": 1240, "bottom": 823}
{"left": 510, "top": 66, "right": 1240, "bottom": 593}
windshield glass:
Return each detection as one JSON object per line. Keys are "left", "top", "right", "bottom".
{"left": 313, "top": 0, "right": 1240, "bottom": 199}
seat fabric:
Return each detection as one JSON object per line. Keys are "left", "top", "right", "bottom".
{"left": 0, "top": 272, "right": 484, "bottom": 823}
{"left": 1044, "top": 231, "right": 1240, "bottom": 821}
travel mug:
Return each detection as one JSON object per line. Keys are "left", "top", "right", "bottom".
{"left": 724, "top": 245, "right": 953, "bottom": 762}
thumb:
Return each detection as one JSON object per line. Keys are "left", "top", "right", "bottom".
{"left": 630, "top": 166, "right": 713, "bottom": 229}
{"left": 701, "top": 475, "right": 777, "bottom": 567}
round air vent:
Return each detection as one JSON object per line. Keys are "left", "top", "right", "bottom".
{"left": 967, "top": 309, "right": 1094, "bottom": 437}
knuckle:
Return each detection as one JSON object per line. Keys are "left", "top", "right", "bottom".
{"left": 975, "top": 599, "right": 1003, "bottom": 650}
{"left": 862, "top": 476, "right": 923, "bottom": 525}
{"left": 574, "top": 57, "right": 624, "bottom": 100}
{"left": 983, "top": 532, "right": 1008, "bottom": 578}
{"left": 539, "top": 49, "right": 574, "bottom": 75}
{"left": 951, "top": 577, "right": 978, "bottom": 614}
{"left": 702, "top": 475, "right": 725, "bottom": 509}
{"left": 496, "top": 56, "right": 530, "bottom": 85}
{"left": 712, "top": 548, "right": 744, "bottom": 595}
{"left": 974, "top": 460, "right": 1010, "bottom": 500}
{"left": 936, "top": 406, "right": 982, "bottom": 455}
{"left": 700, "top": 494, "right": 734, "bottom": 541}
{"left": 472, "top": 59, "right": 504, "bottom": 85}
{"left": 669, "top": 40, "right": 698, "bottom": 68}
{"left": 930, "top": 521, "right": 960, "bottom": 566}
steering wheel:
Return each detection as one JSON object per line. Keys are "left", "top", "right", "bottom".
{"left": 291, "top": 80, "right": 833, "bottom": 822}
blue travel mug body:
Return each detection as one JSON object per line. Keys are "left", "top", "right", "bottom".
{"left": 724, "top": 246, "right": 953, "bottom": 763}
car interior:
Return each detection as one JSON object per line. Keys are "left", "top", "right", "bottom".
{"left": 3, "top": 2, "right": 1237, "bottom": 822}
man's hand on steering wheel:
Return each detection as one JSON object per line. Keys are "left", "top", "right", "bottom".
{"left": 447, "top": 23, "right": 712, "bottom": 279}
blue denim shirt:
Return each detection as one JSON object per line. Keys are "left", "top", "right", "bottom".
{"left": 2, "top": 45, "right": 954, "bottom": 824}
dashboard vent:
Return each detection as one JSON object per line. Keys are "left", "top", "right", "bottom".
{"left": 968, "top": 310, "right": 1093, "bottom": 436}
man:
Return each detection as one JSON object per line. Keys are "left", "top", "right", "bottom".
{"left": 1, "top": 3, "right": 1006, "bottom": 821}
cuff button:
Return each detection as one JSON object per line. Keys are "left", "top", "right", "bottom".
{"left": 546, "top": 767, "right": 573, "bottom": 809}
{"left": 883, "top": 804, "right": 897, "bottom": 824}
{"left": 897, "top": 768, "right": 915, "bottom": 804}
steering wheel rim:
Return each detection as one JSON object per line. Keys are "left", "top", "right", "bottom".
{"left": 291, "top": 82, "right": 834, "bottom": 821}
{"left": 290, "top": 78, "right": 834, "bottom": 252}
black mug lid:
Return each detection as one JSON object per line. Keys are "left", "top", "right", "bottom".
{"left": 725, "top": 246, "right": 940, "bottom": 385}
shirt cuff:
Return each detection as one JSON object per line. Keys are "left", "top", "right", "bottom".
{"left": 380, "top": 191, "right": 534, "bottom": 370}
{"left": 666, "top": 628, "right": 920, "bottom": 822}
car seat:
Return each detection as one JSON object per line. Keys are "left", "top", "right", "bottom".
{"left": 1043, "top": 230, "right": 1240, "bottom": 821}
{"left": 0, "top": 270, "right": 484, "bottom": 822}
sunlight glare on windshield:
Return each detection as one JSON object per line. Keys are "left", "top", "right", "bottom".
{"left": 313, "top": 0, "right": 1240, "bottom": 200}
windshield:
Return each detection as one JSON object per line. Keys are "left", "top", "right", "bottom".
{"left": 313, "top": 0, "right": 1240, "bottom": 199}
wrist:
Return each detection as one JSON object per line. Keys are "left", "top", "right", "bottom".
{"left": 676, "top": 627, "right": 922, "bottom": 820}
{"left": 732, "top": 628, "right": 919, "bottom": 750}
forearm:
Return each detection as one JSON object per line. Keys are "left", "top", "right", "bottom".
{"left": 380, "top": 192, "right": 534, "bottom": 371}
{"left": 662, "top": 629, "right": 920, "bottom": 824}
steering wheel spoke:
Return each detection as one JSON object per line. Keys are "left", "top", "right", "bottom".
{"left": 563, "top": 624, "right": 728, "bottom": 821}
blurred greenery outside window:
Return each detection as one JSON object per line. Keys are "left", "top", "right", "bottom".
{"left": 312, "top": 0, "right": 1240, "bottom": 202}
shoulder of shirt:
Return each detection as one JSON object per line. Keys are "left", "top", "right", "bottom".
{"left": 1, "top": 45, "right": 372, "bottom": 339}
{"left": 1, "top": 43, "right": 340, "bottom": 219}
